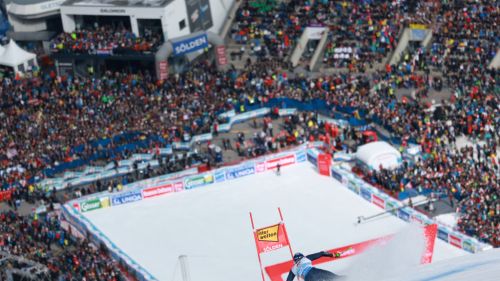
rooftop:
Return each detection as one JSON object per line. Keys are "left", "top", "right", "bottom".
{"left": 62, "top": 0, "right": 172, "bottom": 7}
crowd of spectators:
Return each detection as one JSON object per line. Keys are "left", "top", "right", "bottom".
{"left": 0, "top": 210, "right": 124, "bottom": 280}
{"left": 231, "top": 0, "right": 406, "bottom": 71}
{"left": 0, "top": 2, "right": 498, "bottom": 278}
{"left": 50, "top": 24, "right": 163, "bottom": 55}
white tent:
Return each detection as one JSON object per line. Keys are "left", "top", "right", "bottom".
{"left": 0, "top": 39, "right": 37, "bottom": 73}
{"left": 356, "top": 141, "right": 402, "bottom": 171}
{"left": 0, "top": 44, "right": 5, "bottom": 57}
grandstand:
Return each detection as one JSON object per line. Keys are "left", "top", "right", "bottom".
{"left": 0, "top": 0, "right": 498, "bottom": 280}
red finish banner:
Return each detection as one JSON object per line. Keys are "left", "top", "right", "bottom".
{"left": 317, "top": 153, "right": 332, "bottom": 176}
{"left": 254, "top": 223, "right": 290, "bottom": 254}
{"left": 265, "top": 224, "right": 438, "bottom": 281}
{"left": 142, "top": 182, "right": 183, "bottom": 198}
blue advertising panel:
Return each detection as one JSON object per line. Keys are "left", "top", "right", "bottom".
{"left": 295, "top": 150, "right": 306, "bottom": 163}
{"left": 111, "top": 191, "right": 142, "bottom": 206}
{"left": 172, "top": 33, "right": 209, "bottom": 56}
{"left": 360, "top": 187, "right": 372, "bottom": 202}
{"left": 462, "top": 239, "right": 475, "bottom": 253}
{"left": 398, "top": 208, "right": 410, "bottom": 222}
{"left": 307, "top": 150, "right": 318, "bottom": 166}
{"left": 225, "top": 164, "right": 255, "bottom": 180}
{"left": 214, "top": 169, "right": 226, "bottom": 183}
{"left": 437, "top": 227, "right": 449, "bottom": 243}
{"left": 331, "top": 169, "right": 343, "bottom": 183}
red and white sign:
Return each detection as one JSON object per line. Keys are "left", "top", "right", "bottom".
{"left": 317, "top": 153, "right": 331, "bottom": 176}
{"left": 255, "top": 162, "right": 266, "bottom": 173}
{"left": 142, "top": 182, "right": 183, "bottom": 198}
{"left": 216, "top": 45, "right": 228, "bottom": 66}
{"left": 372, "top": 195, "right": 385, "bottom": 209}
{"left": 159, "top": 61, "right": 169, "bottom": 80}
{"left": 266, "top": 154, "right": 296, "bottom": 170}
{"left": 449, "top": 235, "right": 462, "bottom": 249}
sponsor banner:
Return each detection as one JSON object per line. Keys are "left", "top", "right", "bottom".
{"left": 118, "top": 159, "right": 133, "bottom": 167}
{"left": 347, "top": 179, "right": 360, "bottom": 194}
{"left": 226, "top": 164, "right": 255, "bottom": 180}
{"left": 255, "top": 162, "right": 266, "bottom": 173}
{"left": 172, "top": 33, "right": 209, "bottom": 56}
{"left": 80, "top": 198, "right": 102, "bottom": 212}
{"left": 306, "top": 150, "right": 318, "bottom": 166}
{"left": 385, "top": 200, "right": 397, "bottom": 214}
{"left": 437, "top": 228, "right": 449, "bottom": 243}
{"left": 254, "top": 223, "right": 290, "bottom": 254}
{"left": 331, "top": 169, "right": 343, "bottom": 183}
{"left": 317, "top": 154, "right": 331, "bottom": 176}
{"left": 449, "top": 235, "right": 462, "bottom": 249}
{"left": 214, "top": 169, "right": 226, "bottom": 183}
{"left": 360, "top": 188, "right": 372, "bottom": 202}
{"left": 372, "top": 194, "right": 385, "bottom": 209}
{"left": 184, "top": 174, "right": 214, "bottom": 189}
{"left": 278, "top": 108, "right": 297, "bottom": 116}
{"left": 398, "top": 208, "right": 410, "bottom": 222}
{"left": 266, "top": 154, "right": 296, "bottom": 170}
{"left": 462, "top": 239, "right": 475, "bottom": 253}
{"left": 142, "top": 182, "right": 183, "bottom": 198}
{"left": 111, "top": 191, "right": 142, "bottom": 206}
{"left": 295, "top": 150, "right": 306, "bottom": 163}
{"left": 215, "top": 45, "right": 228, "bottom": 66}
{"left": 159, "top": 60, "right": 168, "bottom": 80}
{"left": 100, "top": 197, "right": 110, "bottom": 209}
{"left": 185, "top": 0, "right": 213, "bottom": 33}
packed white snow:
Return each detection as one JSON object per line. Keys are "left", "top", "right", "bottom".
{"left": 381, "top": 248, "right": 500, "bottom": 281}
{"left": 83, "top": 163, "right": 467, "bottom": 281}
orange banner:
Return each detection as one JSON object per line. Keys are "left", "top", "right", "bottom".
{"left": 254, "top": 223, "right": 290, "bottom": 254}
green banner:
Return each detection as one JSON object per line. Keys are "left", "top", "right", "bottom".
{"left": 81, "top": 198, "right": 102, "bottom": 212}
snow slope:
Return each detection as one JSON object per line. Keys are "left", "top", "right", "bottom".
{"left": 381, "top": 248, "right": 500, "bottom": 281}
{"left": 83, "top": 163, "right": 467, "bottom": 281}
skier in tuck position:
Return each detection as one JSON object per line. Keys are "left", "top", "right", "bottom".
{"left": 286, "top": 251, "right": 342, "bottom": 281}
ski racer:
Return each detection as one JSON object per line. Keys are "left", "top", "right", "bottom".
{"left": 286, "top": 251, "right": 341, "bottom": 281}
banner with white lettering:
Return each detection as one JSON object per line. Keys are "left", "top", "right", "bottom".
{"left": 172, "top": 33, "right": 209, "bottom": 56}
